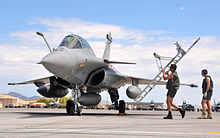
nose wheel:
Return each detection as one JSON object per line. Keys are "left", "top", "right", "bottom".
{"left": 69, "top": 105, "right": 75, "bottom": 115}
{"left": 66, "top": 100, "right": 72, "bottom": 114}
{"left": 66, "top": 84, "right": 82, "bottom": 116}
{"left": 66, "top": 100, "right": 82, "bottom": 116}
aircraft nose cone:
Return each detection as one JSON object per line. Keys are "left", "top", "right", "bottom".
{"left": 41, "top": 54, "right": 56, "bottom": 65}
{"left": 41, "top": 52, "right": 61, "bottom": 67}
{"left": 41, "top": 52, "right": 73, "bottom": 78}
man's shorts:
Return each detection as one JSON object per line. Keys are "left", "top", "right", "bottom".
{"left": 167, "top": 88, "right": 177, "bottom": 98}
{"left": 203, "top": 91, "right": 213, "bottom": 100}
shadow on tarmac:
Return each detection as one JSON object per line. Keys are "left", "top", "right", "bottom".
{"left": 15, "top": 112, "right": 67, "bottom": 119}
{"left": 13, "top": 111, "right": 165, "bottom": 119}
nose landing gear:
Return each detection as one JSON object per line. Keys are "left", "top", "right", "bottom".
{"left": 66, "top": 84, "right": 82, "bottom": 116}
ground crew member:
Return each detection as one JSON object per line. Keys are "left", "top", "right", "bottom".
{"left": 198, "top": 69, "right": 213, "bottom": 119}
{"left": 162, "top": 64, "right": 185, "bottom": 119}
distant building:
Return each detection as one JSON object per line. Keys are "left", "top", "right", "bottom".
{"left": 0, "top": 94, "right": 29, "bottom": 108}
{"left": 29, "top": 102, "right": 47, "bottom": 107}
{"left": 0, "top": 94, "right": 47, "bottom": 108}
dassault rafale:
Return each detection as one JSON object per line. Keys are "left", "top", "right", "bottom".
{"left": 9, "top": 32, "right": 198, "bottom": 115}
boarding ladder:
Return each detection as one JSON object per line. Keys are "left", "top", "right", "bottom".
{"left": 135, "top": 38, "right": 200, "bottom": 102}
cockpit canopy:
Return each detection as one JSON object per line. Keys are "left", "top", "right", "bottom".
{"left": 59, "top": 34, "right": 95, "bottom": 55}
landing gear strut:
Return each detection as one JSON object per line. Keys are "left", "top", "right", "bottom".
{"left": 66, "top": 84, "right": 82, "bottom": 116}
{"left": 108, "top": 89, "right": 126, "bottom": 114}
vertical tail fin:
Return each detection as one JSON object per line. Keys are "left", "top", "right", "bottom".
{"left": 102, "top": 32, "right": 112, "bottom": 61}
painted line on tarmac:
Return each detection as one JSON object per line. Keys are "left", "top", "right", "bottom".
{"left": 208, "top": 132, "right": 220, "bottom": 134}
{"left": 14, "top": 128, "right": 207, "bottom": 136}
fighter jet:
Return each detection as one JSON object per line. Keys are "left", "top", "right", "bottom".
{"left": 8, "top": 32, "right": 196, "bottom": 115}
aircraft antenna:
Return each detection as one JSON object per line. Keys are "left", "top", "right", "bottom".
{"left": 36, "top": 32, "right": 52, "bottom": 53}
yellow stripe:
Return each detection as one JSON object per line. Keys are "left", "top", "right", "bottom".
{"left": 208, "top": 132, "right": 220, "bottom": 134}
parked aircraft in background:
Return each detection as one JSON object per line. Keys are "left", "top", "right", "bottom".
{"left": 49, "top": 98, "right": 60, "bottom": 108}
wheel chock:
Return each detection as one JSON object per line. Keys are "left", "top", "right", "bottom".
{"left": 118, "top": 113, "right": 126, "bottom": 116}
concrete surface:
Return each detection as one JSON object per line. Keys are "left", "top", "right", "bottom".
{"left": 0, "top": 108, "right": 220, "bottom": 138}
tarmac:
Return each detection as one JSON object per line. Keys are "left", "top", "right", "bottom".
{"left": 0, "top": 108, "right": 220, "bottom": 138}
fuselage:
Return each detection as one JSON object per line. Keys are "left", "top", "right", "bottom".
{"left": 40, "top": 34, "right": 126, "bottom": 90}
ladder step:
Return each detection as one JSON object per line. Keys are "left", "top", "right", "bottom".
{"left": 135, "top": 38, "right": 200, "bottom": 102}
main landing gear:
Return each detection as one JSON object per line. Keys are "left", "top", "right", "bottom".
{"left": 118, "top": 100, "right": 126, "bottom": 115}
{"left": 108, "top": 89, "right": 126, "bottom": 114}
{"left": 66, "top": 85, "right": 82, "bottom": 116}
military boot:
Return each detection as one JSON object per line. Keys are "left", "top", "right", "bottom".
{"left": 163, "top": 111, "right": 173, "bottom": 119}
{"left": 198, "top": 112, "right": 207, "bottom": 119}
{"left": 178, "top": 108, "right": 186, "bottom": 118}
{"left": 207, "top": 112, "right": 212, "bottom": 119}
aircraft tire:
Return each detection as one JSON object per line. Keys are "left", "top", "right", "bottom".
{"left": 69, "top": 106, "right": 75, "bottom": 116}
{"left": 66, "top": 100, "right": 73, "bottom": 115}
{"left": 119, "top": 100, "right": 125, "bottom": 114}
{"left": 77, "top": 107, "right": 82, "bottom": 116}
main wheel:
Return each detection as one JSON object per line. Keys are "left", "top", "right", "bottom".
{"left": 119, "top": 100, "right": 125, "bottom": 114}
{"left": 66, "top": 100, "right": 73, "bottom": 115}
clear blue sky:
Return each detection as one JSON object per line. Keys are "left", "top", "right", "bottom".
{"left": 0, "top": 0, "right": 220, "bottom": 37}
{"left": 1, "top": 0, "right": 220, "bottom": 105}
